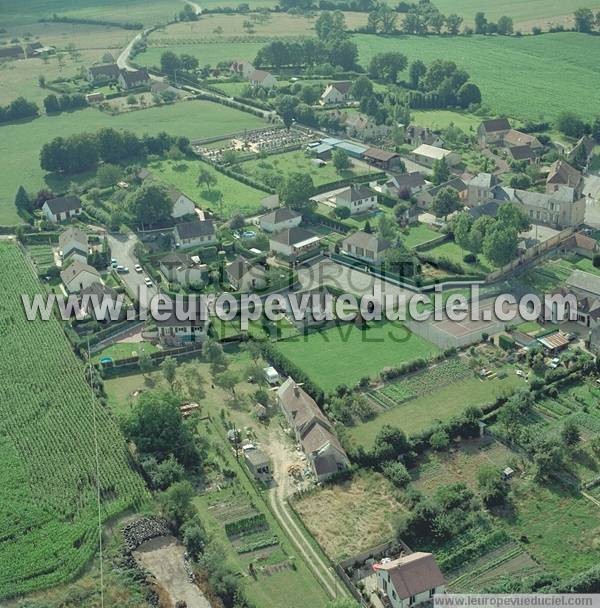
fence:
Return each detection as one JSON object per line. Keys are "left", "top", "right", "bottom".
{"left": 486, "top": 227, "right": 575, "bottom": 283}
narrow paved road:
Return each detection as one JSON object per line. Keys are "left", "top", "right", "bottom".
{"left": 107, "top": 232, "right": 157, "bottom": 303}
{"left": 267, "top": 430, "right": 348, "bottom": 600}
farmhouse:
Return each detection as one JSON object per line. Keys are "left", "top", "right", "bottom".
{"left": 226, "top": 256, "right": 267, "bottom": 292}
{"left": 364, "top": 147, "right": 402, "bottom": 169}
{"left": 156, "top": 310, "right": 210, "bottom": 346}
{"left": 334, "top": 184, "right": 377, "bottom": 215}
{"left": 174, "top": 220, "right": 216, "bottom": 249}
{"left": 410, "top": 144, "right": 460, "bottom": 168}
{"left": 60, "top": 261, "right": 103, "bottom": 294}
{"left": 168, "top": 188, "right": 197, "bottom": 219}
{"left": 42, "top": 195, "right": 82, "bottom": 223}
{"left": 320, "top": 81, "right": 352, "bottom": 105}
{"left": 342, "top": 230, "right": 391, "bottom": 263}
{"left": 118, "top": 69, "right": 150, "bottom": 90}
{"left": 59, "top": 227, "right": 88, "bottom": 264}
{"left": 477, "top": 118, "right": 511, "bottom": 147}
{"left": 259, "top": 207, "right": 302, "bottom": 233}
{"left": 269, "top": 227, "right": 320, "bottom": 257}
{"left": 277, "top": 377, "right": 350, "bottom": 482}
{"left": 373, "top": 552, "right": 445, "bottom": 608}
{"left": 86, "top": 63, "right": 120, "bottom": 84}
{"left": 248, "top": 69, "right": 277, "bottom": 89}
{"left": 159, "top": 252, "right": 208, "bottom": 286}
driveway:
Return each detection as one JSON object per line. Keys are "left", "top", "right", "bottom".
{"left": 107, "top": 232, "right": 157, "bottom": 303}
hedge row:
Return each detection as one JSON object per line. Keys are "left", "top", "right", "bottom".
{"left": 224, "top": 513, "right": 267, "bottom": 537}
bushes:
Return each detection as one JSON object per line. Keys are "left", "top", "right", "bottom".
{"left": 463, "top": 253, "right": 476, "bottom": 263}
{"left": 498, "top": 334, "right": 515, "bottom": 351}
{"left": 224, "top": 513, "right": 267, "bottom": 537}
{"left": 381, "top": 460, "right": 410, "bottom": 488}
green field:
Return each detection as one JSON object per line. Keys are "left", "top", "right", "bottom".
{"left": 137, "top": 41, "right": 268, "bottom": 70}
{"left": 0, "top": 243, "right": 147, "bottom": 597}
{"left": 145, "top": 158, "right": 267, "bottom": 217}
{"left": 354, "top": 32, "right": 600, "bottom": 121}
{"left": 0, "top": 100, "right": 265, "bottom": 224}
{"left": 239, "top": 149, "right": 373, "bottom": 189}
{"left": 275, "top": 321, "right": 439, "bottom": 392}
{"left": 409, "top": 110, "right": 483, "bottom": 133}
{"left": 350, "top": 369, "right": 522, "bottom": 448}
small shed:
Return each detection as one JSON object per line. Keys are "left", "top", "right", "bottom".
{"left": 263, "top": 366, "right": 279, "bottom": 385}
{"left": 502, "top": 467, "right": 514, "bottom": 481}
{"left": 245, "top": 448, "right": 271, "bottom": 481}
{"left": 254, "top": 402, "right": 268, "bottom": 420}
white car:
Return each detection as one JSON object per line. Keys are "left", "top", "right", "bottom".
{"left": 134, "top": 264, "right": 143, "bottom": 273}
{"left": 144, "top": 277, "right": 153, "bottom": 287}
{"left": 515, "top": 369, "right": 525, "bottom": 377}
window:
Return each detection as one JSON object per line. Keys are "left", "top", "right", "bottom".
{"left": 410, "top": 596, "right": 416, "bottom": 605}
{"left": 430, "top": 588, "right": 436, "bottom": 598}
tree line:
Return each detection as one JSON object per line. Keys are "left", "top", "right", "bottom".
{"left": 0, "top": 97, "right": 38, "bottom": 124}
{"left": 40, "top": 128, "right": 191, "bottom": 174}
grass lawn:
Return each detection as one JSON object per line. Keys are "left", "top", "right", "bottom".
{"left": 292, "top": 470, "right": 405, "bottom": 561}
{"left": 499, "top": 479, "right": 600, "bottom": 578}
{"left": 0, "top": 100, "right": 265, "bottom": 224}
{"left": 137, "top": 41, "right": 268, "bottom": 70}
{"left": 239, "top": 149, "right": 373, "bottom": 189}
{"left": 425, "top": 240, "right": 494, "bottom": 274}
{"left": 350, "top": 370, "right": 523, "bottom": 448}
{"left": 409, "top": 110, "right": 483, "bottom": 134}
{"left": 91, "top": 341, "right": 158, "bottom": 364}
{"left": 145, "top": 158, "right": 267, "bottom": 217}
{"left": 275, "top": 320, "right": 439, "bottom": 393}
{"left": 517, "top": 256, "right": 588, "bottom": 293}
{"left": 402, "top": 223, "right": 442, "bottom": 249}
{"left": 354, "top": 32, "right": 600, "bottom": 121}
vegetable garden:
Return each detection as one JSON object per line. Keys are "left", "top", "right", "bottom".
{"left": 0, "top": 243, "right": 147, "bottom": 598}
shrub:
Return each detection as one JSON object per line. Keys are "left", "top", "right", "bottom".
{"left": 593, "top": 254, "right": 600, "bottom": 269}
{"left": 429, "top": 429, "right": 450, "bottom": 451}
{"left": 463, "top": 253, "right": 476, "bottom": 263}
{"left": 381, "top": 461, "right": 411, "bottom": 488}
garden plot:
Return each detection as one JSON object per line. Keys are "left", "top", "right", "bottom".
{"left": 372, "top": 358, "right": 473, "bottom": 409}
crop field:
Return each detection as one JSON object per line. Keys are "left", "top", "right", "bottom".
{"left": 26, "top": 243, "right": 55, "bottom": 274}
{"left": 0, "top": 243, "right": 147, "bottom": 597}
{"left": 239, "top": 149, "right": 373, "bottom": 189}
{"left": 0, "top": 101, "right": 265, "bottom": 224}
{"left": 354, "top": 32, "right": 600, "bottom": 121}
{"left": 274, "top": 320, "right": 439, "bottom": 392}
{"left": 144, "top": 158, "right": 267, "bottom": 217}
{"left": 292, "top": 471, "right": 405, "bottom": 561}
{"left": 351, "top": 368, "right": 522, "bottom": 448}
{"left": 433, "top": 0, "right": 600, "bottom": 27}
{"left": 409, "top": 110, "right": 483, "bottom": 134}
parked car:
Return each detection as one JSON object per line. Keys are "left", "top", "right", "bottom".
{"left": 134, "top": 264, "right": 143, "bottom": 273}
{"left": 144, "top": 277, "right": 153, "bottom": 287}
{"left": 116, "top": 266, "right": 129, "bottom": 274}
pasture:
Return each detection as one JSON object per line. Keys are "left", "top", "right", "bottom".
{"left": 274, "top": 320, "right": 439, "bottom": 392}
{"left": 354, "top": 32, "right": 600, "bottom": 121}
{"left": 0, "top": 243, "right": 147, "bottom": 598}
{"left": 0, "top": 100, "right": 265, "bottom": 224}
{"left": 239, "top": 149, "right": 373, "bottom": 189}
{"left": 144, "top": 158, "right": 268, "bottom": 217}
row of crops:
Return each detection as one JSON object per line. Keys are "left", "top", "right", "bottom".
{"left": 0, "top": 243, "right": 148, "bottom": 598}
{"left": 375, "top": 358, "right": 473, "bottom": 407}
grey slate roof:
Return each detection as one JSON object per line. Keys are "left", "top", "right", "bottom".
{"left": 270, "top": 227, "right": 316, "bottom": 246}
{"left": 261, "top": 207, "right": 301, "bottom": 224}
{"left": 175, "top": 220, "right": 215, "bottom": 239}
{"left": 45, "top": 195, "right": 82, "bottom": 215}
{"left": 342, "top": 230, "right": 391, "bottom": 253}
{"left": 480, "top": 118, "right": 511, "bottom": 133}
{"left": 88, "top": 63, "right": 120, "bottom": 80}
